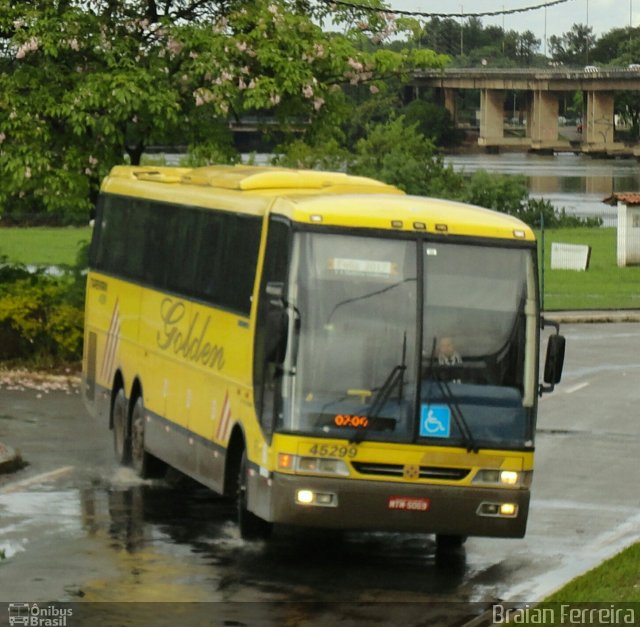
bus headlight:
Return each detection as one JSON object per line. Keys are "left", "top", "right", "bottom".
{"left": 499, "top": 470, "right": 519, "bottom": 486}
{"left": 297, "top": 456, "right": 350, "bottom": 476}
{"left": 473, "top": 469, "right": 528, "bottom": 487}
{"left": 277, "top": 454, "right": 350, "bottom": 477}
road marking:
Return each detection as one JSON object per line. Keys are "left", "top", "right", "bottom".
{"left": 0, "top": 466, "right": 74, "bottom": 494}
{"left": 564, "top": 381, "right": 590, "bottom": 394}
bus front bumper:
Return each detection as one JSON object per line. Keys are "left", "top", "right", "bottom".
{"left": 254, "top": 472, "right": 530, "bottom": 538}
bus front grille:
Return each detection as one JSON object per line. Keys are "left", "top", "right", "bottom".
{"left": 351, "top": 462, "right": 470, "bottom": 481}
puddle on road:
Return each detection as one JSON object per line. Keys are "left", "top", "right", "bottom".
{"left": 0, "top": 463, "right": 519, "bottom": 627}
{"left": 0, "top": 413, "right": 38, "bottom": 424}
{"left": 1, "top": 466, "right": 475, "bottom": 604}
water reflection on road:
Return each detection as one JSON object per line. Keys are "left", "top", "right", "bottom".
{"left": 76, "top": 471, "right": 469, "bottom": 604}
{"left": 41, "top": 471, "right": 488, "bottom": 626}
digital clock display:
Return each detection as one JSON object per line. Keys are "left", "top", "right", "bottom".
{"left": 334, "top": 414, "right": 369, "bottom": 428}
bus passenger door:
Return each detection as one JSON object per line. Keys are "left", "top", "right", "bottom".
{"left": 253, "top": 217, "right": 291, "bottom": 439}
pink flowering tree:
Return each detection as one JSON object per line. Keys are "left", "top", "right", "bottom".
{"left": 0, "top": 0, "right": 447, "bottom": 224}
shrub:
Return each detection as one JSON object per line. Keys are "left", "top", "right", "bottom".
{"left": 0, "top": 274, "right": 84, "bottom": 365}
{"left": 0, "top": 247, "right": 86, "bottom": 367}
{"left": 517, "top": 197, "right": 603, "bottom": 228}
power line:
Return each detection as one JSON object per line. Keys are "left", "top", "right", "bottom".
{"left": 317, "top": 0, "right": 574, "bottom": 19}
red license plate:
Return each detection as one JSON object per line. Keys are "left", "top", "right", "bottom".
{"left": 388, "top": 496, "right": 430, "bottom": 512}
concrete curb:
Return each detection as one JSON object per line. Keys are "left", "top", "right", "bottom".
{"left": 543, "top": 310, "right": 640, "bottom": 324}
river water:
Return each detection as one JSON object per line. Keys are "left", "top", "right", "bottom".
{"left": 166, "top": 151, "right": 640, "bottom": 227}
{"left": 445, "top": 152, "right": 640, "bottom": 227}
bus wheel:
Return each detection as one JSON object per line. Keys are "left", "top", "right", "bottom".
{"left": 112, "top": 388, "right": 131, "bottom": 465}
{"left": 237, "top": 450, "right": 272, "bottom": 540}
{"left": 131, "top": 395, "right": 166, "bottom": 479}
{"left": 130, "top": 396, "right": 151, "bottom": 478}
{"left": 436, "top": 534, "right": 466, "bottom": 551}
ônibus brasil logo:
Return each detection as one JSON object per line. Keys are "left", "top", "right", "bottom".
{"left": 8, "top": 603, "right": 73, "bottom": 626}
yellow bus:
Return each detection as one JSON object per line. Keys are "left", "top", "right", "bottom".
{"left": 82, "top": 165, "right": 565, "bottom": 545}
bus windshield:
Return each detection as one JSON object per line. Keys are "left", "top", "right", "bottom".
{"left": 276, "top": 231, "right": 537, "bottom": 449}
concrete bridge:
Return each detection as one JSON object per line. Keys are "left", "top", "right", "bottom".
{"left": 412, "top": 67, "right": 640, "bottom": 156}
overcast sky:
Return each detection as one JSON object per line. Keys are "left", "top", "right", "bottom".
{"left": 391, "top": 0, "right": 636, "bottom": 43}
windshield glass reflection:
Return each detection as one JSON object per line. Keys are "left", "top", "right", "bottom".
{"left": 276, "top": 233, "right": 536, "bottom": 448}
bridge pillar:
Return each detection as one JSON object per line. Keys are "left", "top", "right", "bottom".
{"left": 478, "top": 89, "right": 504, "bottom": 145}
{"left": 528, "top": 90, "right": 559, "bottom": 147}
{"left": 443, "top": 88, "right": 457, "bottom": 122}
{"left": 584, "top": 91, "right": 616, "bottom": 150}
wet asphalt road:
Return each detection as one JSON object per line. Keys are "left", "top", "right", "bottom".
{"left": 0, "top": 322, "right": 639, "bottom": 626}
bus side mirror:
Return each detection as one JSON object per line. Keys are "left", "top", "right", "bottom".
{"left": 266, "top": 281, "right": 285, "bottom": 307}
{"left": 265, "top": 282, "right": 288, "bottom": 364}
{"left": 540, "top": 334, "right": 565, "bottom": 394}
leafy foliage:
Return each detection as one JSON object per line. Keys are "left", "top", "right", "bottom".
{"left": 0, "top": 272, "right": 84, "bottom": 364}
{"left": 0, "top": 0, "right": 447, "bottom": 225}
{"left": 347, "top": 116, "right": 465, "bottom": 197}
{"left": 549, "top": 24, "right": 597, "bottom": 66}
{"left": 277, "top": 116, "right": 602, "bottom": 229}
{"left": 0, "top": 248, "right": 86, "bottom": 365}
{"left": 400, "top": 99, "right": 464, "bottom": 147}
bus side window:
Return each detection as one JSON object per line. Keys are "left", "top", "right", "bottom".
{"left": 215, "top": 214, "right": 262, "bottom": 315}
{"left": 94, "top": 195, "right": 129, "bottom": 274}
{"left": 165, "top": 206, "right": 202, "bottom": 296}
{"left": 253, "top": 217, "right": 291, "bottom": 433}
{"left": 193, "top": 211, "right": 224, "bottom": 301}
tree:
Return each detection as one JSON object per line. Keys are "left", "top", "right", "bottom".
{"left": 549, "top": 23, "right": 596, "bottom": 66}
{"left": 591, "top": 26, "right": 640, "bottom": 140}
{"left": 400, "top": 99, "right": 464, "bottom": 147}
{"left": 347, "top": 116, "right": 465, "bottom": 198}
{"left": 590, "top": 26, "right": 640, "bottom": 64}
{"left": 516, "top": 31, "right": 540, "bottom": 66}
{"left": 0, "top": 0, "right": 448, "bottom": 224}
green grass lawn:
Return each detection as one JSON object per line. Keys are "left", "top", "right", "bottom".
{"left": 543, "top": 542, "right": 640, "bottom": 603}
{"left": 538, "top": 227, "right": 640, "bottom": 310}
{"left": 1, "top": 226, "right": 639, "bottom": 311}
{"left": 503, "top": 543, "right": 639, "bottom": 625}
{"left": 0, "top": 226, "right": 91, "bottom": 267}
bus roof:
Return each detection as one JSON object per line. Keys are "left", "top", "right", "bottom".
{"left": 101, "top": 165, "right": 535, "bottom": 242}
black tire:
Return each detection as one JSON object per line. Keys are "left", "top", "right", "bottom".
{"left": 436, "top": 534, "right": 466, "bottom": 551}
{"left": 237, "top": 450, "right": 272, "bottom": 540}
{"left": 112, "top": 388, "right": 131, "bottom": 465}
{"left": 130, "top": 395, "right": 166, "bottom": 479}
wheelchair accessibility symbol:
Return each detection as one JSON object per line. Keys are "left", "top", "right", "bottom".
{"left": 420, "top": 405, "right": 451, "bottom": 438}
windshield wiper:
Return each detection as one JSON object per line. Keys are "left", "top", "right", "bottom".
{"left": 351, "top": 333, "right": 407, "bottom": 444}
{"left": 425, "top": 337, "right": 479, "bottom": 454}
{"left": 326, "top": 278, "right": 416, "bottom": 325}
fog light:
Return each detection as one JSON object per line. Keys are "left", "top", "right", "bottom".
{"left": 478, "top": 502, "right": 499, "bottom": 516}
{"left": 295, "top": 490, "right": 337, "bottom": 507}
{"left": 296, "top": 489, "right": 314, "bottom": 504}
{"left": 477, "top": 501, "right": 518, "bottom": 517}
{"left": 500, "top": 503, "right": 518, "bottom": 517}
{"left": 315, "top": 493, "right": 334, "bottom": 505}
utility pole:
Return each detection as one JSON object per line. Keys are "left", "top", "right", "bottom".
{"left": 460, "top": 5, "right": 464, "bottom": 56}
{"left": 585, "top": 0, "right": 590, "bottom": 64}
{"left": 544, "top": 7, "right": 548, "bottom": 58}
